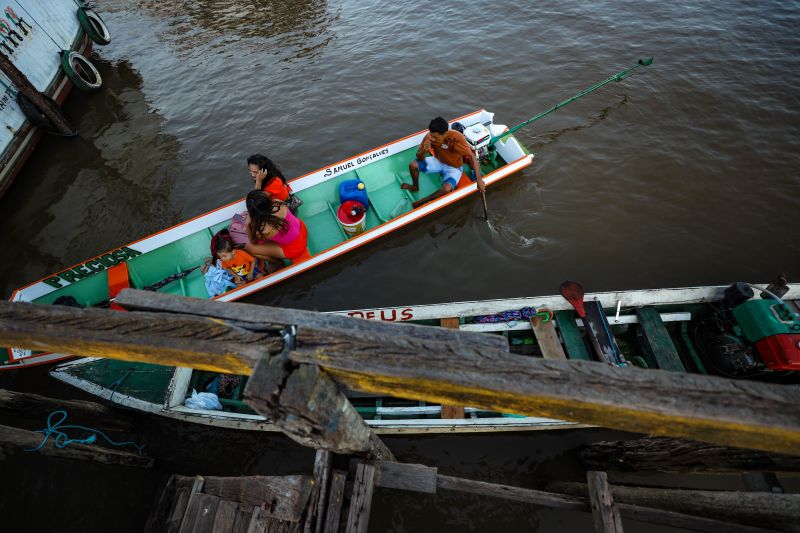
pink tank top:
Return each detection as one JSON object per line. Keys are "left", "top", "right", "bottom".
{"left": 269, "top": 209, "right": 301, "bottom": 245}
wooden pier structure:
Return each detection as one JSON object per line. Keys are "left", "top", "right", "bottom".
{"left": 3, "top": 289, "right": 800, "bottom": 531}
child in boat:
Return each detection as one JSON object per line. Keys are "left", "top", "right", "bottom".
{"left": 211, "top": 229, "right": 263, "bottom": 286}
{"left": 247, "top": 154, "right": 291, "bottom": 202}
{"left": 401, "top": 117, "right": 485, "bottom": 208}
{"left": 243, "top": 190, "right": 310, "bottom": 271}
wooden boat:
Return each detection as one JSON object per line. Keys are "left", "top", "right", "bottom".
{"left": 4, "top": 109, "right": 533, "bottom": 370}
{"left": 48, "top": 282, "right": 800, "bottom": 434}
{"left": 1, "top": 0, "right": 110, "bottom": 196}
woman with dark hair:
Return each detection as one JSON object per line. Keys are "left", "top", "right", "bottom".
{"left": 247, "top": 154, "right": 291, "bottom": 202}
{"left": 244, "top": 190, "right": 310, "bottom": 269}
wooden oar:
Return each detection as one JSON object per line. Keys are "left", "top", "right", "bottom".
{"left": 559, "top": 280, "right": 586, "bottom": 318}
{"left": 480, "top": 190, "right": 489, "bottom": 221}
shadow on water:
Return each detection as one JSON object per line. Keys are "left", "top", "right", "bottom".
{"left": 0, "top": 57, "right": 181, "bottom": 298}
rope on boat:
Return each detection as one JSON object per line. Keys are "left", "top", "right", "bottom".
{"left": 25, "top": 410, "right": 145, "bottom": 455}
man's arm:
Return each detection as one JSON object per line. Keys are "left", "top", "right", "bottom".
{"left": 416, "top": 133, "right": 432, "bottom": 160}
{"left": 468, "top": 152, "right": 485, "bottom": 192}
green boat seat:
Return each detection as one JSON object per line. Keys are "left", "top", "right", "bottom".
{"left": 127, "top": 229, "right": 212, "bottom": 289}
{"left": 635, "top": 306, "right": 685, "bottom": 372}
{"left": 33, "top": 269, "right": 111, "bottom": 307}
{"left": 555, "top": 310, "right": 591, "bottom": 360}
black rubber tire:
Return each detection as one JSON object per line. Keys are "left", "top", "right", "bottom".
{"left": 60, "top": 50, "right": 102, "bottom": 92}
{"left": 77, "top": 7, "right": 111, "bottom": 45}
{"left": 15, "top": 92, "right": 77, "bottom": 137}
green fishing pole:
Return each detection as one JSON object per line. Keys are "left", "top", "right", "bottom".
{"left": 490, "top": 57, "right": 654, "bottom": 147}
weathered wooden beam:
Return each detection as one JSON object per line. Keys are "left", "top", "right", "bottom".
{"left": 288, "top": 341, "right": 800, "bottom": 455}
{"left": 0, "top": 299, "right": 275, "bottom": 375}
{"left": 439, "top": 317, "right": 465, "bottom": 419}
{"left": 373, "top": 461, "right": 438, "bottom": 494}
{"left": 4, "top": 293, "right": 800, "bottom": 455}
{"left": 436, "top": 474, "right": 772, "bottom": 532}
{"left": 548, "top": 481, "right": 800, "bottom": 532}
{"left": 0, "top": 389, "right": 137, "bottom": 433}
{"left": 116, "top": 289, "right": 507, "bottom": 353}
{"left": 345, "top": 463, "right": 375, "bottom": 533}
{"left": 587, "top": 471, "right": 623, "bottom": 533}
{"left": 579, "top": 436, "right": 800, "bottom": 473}
{"left": 244, "top": 355, "right": 394, "bottom": 461}
{"left": 0, "top": 423, "right": 153, "bottom": 467}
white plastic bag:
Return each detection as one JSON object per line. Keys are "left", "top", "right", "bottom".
{"left": 184, "top": 389, "right": 223, "bottom": 411}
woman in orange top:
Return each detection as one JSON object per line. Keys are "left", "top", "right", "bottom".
{"left": 247, "top": 154, "right": 291, "bottom": 202}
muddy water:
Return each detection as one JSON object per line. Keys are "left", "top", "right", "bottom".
{"left": 1, "top": 1, "right": 799, "bottom": 531}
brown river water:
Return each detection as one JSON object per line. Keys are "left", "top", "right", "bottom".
{"left": 1, "top": 1, "right": 799, "bottom": 531}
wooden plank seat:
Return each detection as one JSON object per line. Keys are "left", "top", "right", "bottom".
{"left": 635, "top": 306, "right": 685, "bottom": 372}
{"left": 554, "top": 310, "right": 591, "bottom": 361}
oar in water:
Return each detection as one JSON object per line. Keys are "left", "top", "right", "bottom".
{"left": 489, "top": 57, "right": 654, "bottom": 149}
{"left": 480, "top": 189, "right": 489, "bottom": 221}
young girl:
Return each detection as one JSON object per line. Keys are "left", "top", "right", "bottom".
{"left": 211, "top": 229, "right": 263, "bottom": 286}
{"left": 247, "top": 154, "right": 291, "bottom": 202}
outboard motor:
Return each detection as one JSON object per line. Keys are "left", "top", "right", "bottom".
{"left": 460, "top": 123, "right": 492, "bottom": 163}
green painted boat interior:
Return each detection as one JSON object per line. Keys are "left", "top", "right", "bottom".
{"left": 62, "top": 359, "right": 173, "bottom": 405}
{"left": 25, "top": 142, "right": 511, "bottom": 309}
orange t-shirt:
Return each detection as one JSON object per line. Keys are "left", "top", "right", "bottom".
{"left": 422, "top": 130, "right": 473, "bottom": 169}
{"left": 221, "top": 249, "right": 256, "bottom": 277}
{"left": 262, "top": 177, "right": 290, "bottom": 201}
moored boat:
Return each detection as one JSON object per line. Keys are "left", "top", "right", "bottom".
{"left": 5, "top": 109, "right": 533, "bottom": 369}
{"left": 47, "top": 282, "right": 800, "bottom": 434}
{"left": 0, "top": 0, "right": 111, "bottom": 196}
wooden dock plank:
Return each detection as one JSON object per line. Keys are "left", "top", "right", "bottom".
{"left": 202, "top": 476, "right": 312, "bottom": 522}
{"left": 144, "top": 476, "right": 178, "bottom": 533}
{"left": 587, "top": 471, "right": 623, "bottom": 533}
{"left": 555, "top": 310, "right": 591, "bottom": 360}
{"left": 345, "top": 463, "right": 375, "bottom": 533}
{"left": 177, "top": 476, "right": 205, "bottom": 533}
{"left": 308, "top": 450, "right": 332, "bottom": 533}
{"left": 184, "top": 494, "right": 220, "bottom": 533}
{"left": 167, "top": 488, "right": 191, "bottom": 533}
{"left": 230, "top": 504, "right": 253, "bottom": 533}
{"left": 636, "top": 306, "right": 685, "bottom": 372}
{"left": 323, "top": 471, "right": 347, "bottom": 533}
{"left": 530, "top": 315, "right": 567, "bottom": 360}
{"left": 212, "top": 500, "right": 240, "bottom": 533}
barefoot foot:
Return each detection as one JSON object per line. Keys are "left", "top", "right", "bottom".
{"left": 400, "top": 183, "right": 418, "bottom": 192}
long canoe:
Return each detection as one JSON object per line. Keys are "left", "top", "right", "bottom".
{"left": 48, "top": 283, "right": 800, "bottom": 434}
{"left": 4, "top": 109, "right": 533, "bottom": 369}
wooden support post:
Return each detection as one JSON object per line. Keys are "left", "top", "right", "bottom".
{"left": 244, "top": 356, "right": 394, "bottom": 461}
{"left": 3, "top": 292, "right": 800, "bottom": 455}
{"left": 578, "top": 436, "right": 800, "bottom": 473}
{"left": 439, "top": 317, "right": 465, "bottom": 419}
{"left": 0, "top": 423, "right": 152, "bottom": 468}
{"left": 306, "top": 450, "right": 332, "bottom": 533}
{"left": 345, "top": 463, "right": 375, "bottom": 533}
{"left": 586, "top": 471, "right": 623, "bottom": 533}
{"left": 0, "top": 51, "right": 76, "bottom": 135}
{"left": 323, "top": 471, "right": 347, "bottom": 533}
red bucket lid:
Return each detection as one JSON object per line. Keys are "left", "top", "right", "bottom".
{"left": 338, "top": 200, "right": 365, "bottom": 223}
